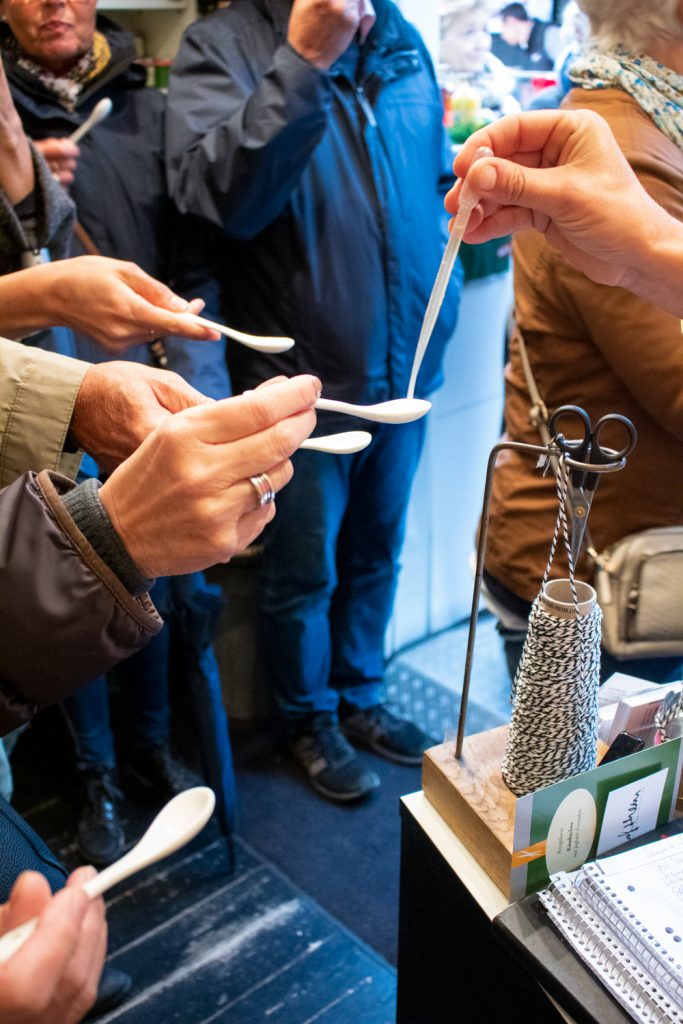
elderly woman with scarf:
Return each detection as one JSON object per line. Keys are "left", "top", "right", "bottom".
{"left": 482, "top": 0, "right": 683, "bottom": 685}
{"left": 0, "top": 0, "right": 231, "bottom": 869}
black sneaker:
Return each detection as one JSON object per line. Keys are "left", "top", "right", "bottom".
{"left": 77, "top": 767, "right": 126, "bottom": 868}
{"left": 83, "top": 965, "right": 133, "bottom": 1021}
{"left": 287, "top": 715, "right": 380, "bottom": 802}
{"left": 341, "top": 704, "right": 437, "bottom": 766}
{"left": 125, "top": 744, "right": 200, "bottom": 802}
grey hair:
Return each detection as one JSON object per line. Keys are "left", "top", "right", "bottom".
{"left": 575, "top": 0, "right": 683, "bottom": 51}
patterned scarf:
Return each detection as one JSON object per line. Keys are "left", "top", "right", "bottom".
{"left": 3, "top": 30, "right": 110, "bottom": 112}
{"left": 569, "top": 45, "right": 683, "bottom": 151}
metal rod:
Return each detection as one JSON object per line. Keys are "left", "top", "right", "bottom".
{"left": 453, "top": 441, "right": 625, "bottom": 759}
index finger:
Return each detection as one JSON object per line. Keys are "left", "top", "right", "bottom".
{"left": 178, "top": 375, "right": 322, "bottom": 444}
{"left": 453, "top": 110, "right": 587, "bottom": 181}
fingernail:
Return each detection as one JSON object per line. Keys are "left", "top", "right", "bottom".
{"left": 81, "top": 866, "right": 97, "bottom": 880}
{"left": 169, "top": 296, "right": 189, "bottom": 311}
{"left": 478, "top": 164, "right": 497, "bottom": 191}
{"left": 312, "top": 377, "right": 322, "bottom": 398}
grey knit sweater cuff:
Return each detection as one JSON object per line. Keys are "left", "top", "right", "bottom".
{"left": 61, "top": 478, "right": 154, "bottom": 597}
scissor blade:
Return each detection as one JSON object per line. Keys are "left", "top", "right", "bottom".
{"left": 569, "top": 491, "right": 594, "bottom": 564}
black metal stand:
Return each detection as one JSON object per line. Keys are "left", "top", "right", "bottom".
{"left": 454, "top": 440, "right": 627, "bottom": 758}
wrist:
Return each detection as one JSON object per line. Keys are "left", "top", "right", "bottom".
{"left": 622, "top": 213, "right": 683, "bottom": 318}
{"left": 62, "top": 478, "right": 154, "bottom": 596}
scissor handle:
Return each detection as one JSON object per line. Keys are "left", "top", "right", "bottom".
{"left": 547, "top": 405, "right": 592, "bottom": 456}
{"left": 548, "top": 405, "right": 592, "bottom": 485}
{"left": 590, "top": 413, "right": 638, "bottom": 463}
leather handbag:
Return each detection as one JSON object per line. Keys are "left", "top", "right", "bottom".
{"left": 515, "top": 321, "right": 683, "bottom": 659}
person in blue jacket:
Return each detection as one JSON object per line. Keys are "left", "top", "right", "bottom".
{"left": 167, "top": 0, "right": 462, "bottom": 802}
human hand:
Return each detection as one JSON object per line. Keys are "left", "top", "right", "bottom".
{"left": 69, "top": 361, "right": 213, "bottom": 471}
{"left": 0, "top": 255, "right": 221, "bottom": 349}
{"left": 100, "top": 375, "right": 321, "bottom": 576}
{"left": 0, "top": 868, "right": 106, "bottom": 1024}
{"left": 288, "top": 0, "right": 361, "bottom": 69}
{"left": 0, "top": 61, "right": 33, "bottom": 204}
{"left": 446, "top": 109, "right": 674, "bottom": 290}
{"left": 33, "top": 137, "right": 80, "bottom": 188}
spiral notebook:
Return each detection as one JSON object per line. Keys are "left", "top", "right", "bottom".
{"left": 539, "top": 833, "right": 683, "bottom": 1024}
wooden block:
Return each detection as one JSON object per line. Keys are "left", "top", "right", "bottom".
{"left": 422, "top": 726, "right": 517, "bottom": 896}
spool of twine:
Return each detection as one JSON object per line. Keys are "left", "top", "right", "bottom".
{"left": 501, "top": 459, "right": 602, "bottom": 797}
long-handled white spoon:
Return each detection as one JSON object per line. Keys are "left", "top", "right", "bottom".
{"left": 69, "top": 97, "right": 113, "bottom": 144}
{"left": 192, "top": 315, "right": 295, "bottom": 354}
{"left": 300, "top": 431, "right": 371, "bottom": 454}
{"left": 315, "top": 397, "right": 431, "bottom": 424}
{"left": 0, "top": 786, "right": 215, "bottom": 965}
{"left": 406, "top": 145, "right": 494, "bottom": 399}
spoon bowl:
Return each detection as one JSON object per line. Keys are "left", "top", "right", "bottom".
{"left": 192, "top": 315, "right": 295, "bottom": 354}
{"left": 300, "top": 431, "right": 372, "bottom": 454}
{"left": 0, "top": 787, "right": 215, "bottom": 964}
{"left": 69, "top": 97, "right": 113, "bottom": 144}
{"left": 315, "top": 397, "right": 431, "bottom": 424}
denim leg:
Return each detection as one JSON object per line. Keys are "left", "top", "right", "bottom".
{"left": 331, "top": 419, "right": 428, "bottom": 710}
{"left": 261, "top": 448, "right": 351, "bottom": 725}
{"left": 62, "top": 677, "right": 116, "bottom": 771}
{"left": 118, "top": 627, "right": 171, "bottom": 749}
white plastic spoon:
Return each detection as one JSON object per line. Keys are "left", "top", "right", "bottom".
{"left": 69, "top": 97, "right": 113, "bottom": 144}
{"left": 406, "top": 145, "right": 494, "bottom": 399}
{"left": 315, "top": 397, "right": 431, "bottom": 424}
{"left": 0, "top": 786, "right": 215, "bottom": 965}
{"left": 300, "top": 431, "right": 372, "bottom": 454}
{"left": 192, "top": 315, "right": 295, "bottom": 354}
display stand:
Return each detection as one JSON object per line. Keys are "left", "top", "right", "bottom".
{"left": 422, "top": 436, "right": 628, "bottom": 896}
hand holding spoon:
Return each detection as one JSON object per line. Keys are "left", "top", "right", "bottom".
{"left": 192, "top": 315, "right": 295, "bottom": 354}
{"left": 69, "top": 97, "right": 113, "bottom": 144}
{"left": 0, "top": 787, "right": 215, "bottom": 965}
{"left": 315, "top": 397, "right": 431, "bottom": 424}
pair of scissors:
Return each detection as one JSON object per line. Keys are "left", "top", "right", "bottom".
{"left": 547, "top": 405, "right": 638, "bottom": 562}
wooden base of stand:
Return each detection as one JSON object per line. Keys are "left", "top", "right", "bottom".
{"left": 422, "top": 725, "right": 517, "bottom": 897}
{"left": 423, "top": 726, "right": 683, "bottom": 899}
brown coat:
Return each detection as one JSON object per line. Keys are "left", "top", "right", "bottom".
{"left": 486, "top": 87, "right": 683, "bottom": 603}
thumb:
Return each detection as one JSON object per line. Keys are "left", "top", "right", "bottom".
{"left": 120, "top": 263, "right": 191, "bottom": 313}
{"left": 468, "top": 158, "right": 560, "bottom": 220}
{"left": 149, "top": 374, "right": 214, "bottom": 414}
{"left": 2, "top": 873, "right": 52, "bottom": 933}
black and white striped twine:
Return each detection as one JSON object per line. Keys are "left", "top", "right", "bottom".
{"left": 502, "top": 458, "right": 602, "bottom": 797}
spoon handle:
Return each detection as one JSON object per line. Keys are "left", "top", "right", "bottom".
{"left": 0, "top": 918, "right": 38, "bottom": 964}
{"left": 314, "top": 398, "right": 363, "bottom": 417}
{"left": 191, "top": 316, "right": 294, "bottom": 353}
{"left": 406, "top": 146, "right": 493, "bottom": 400}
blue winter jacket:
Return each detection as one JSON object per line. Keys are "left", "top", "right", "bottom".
{"left": 167, "top": 0, "right": 461, "bottom": 402}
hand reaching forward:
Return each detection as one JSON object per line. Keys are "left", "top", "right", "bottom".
{"left": 68, "top": 361, "right": 214, "bottom": 472}
{"left": 100, "top": 375, "right": 320, "bottom": 576}
{"left": 0, "top": 869, "right": 106, "bottom": 1024}
{"left": 33, "top": 137, "right": 80, "bottom": 188}
{"left": 0, "top": 256, "right": 221, "bottom": 350}
{"left": 446, "top": 109, "right": 677, "bottom": 295}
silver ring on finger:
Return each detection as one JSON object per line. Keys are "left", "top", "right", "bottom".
{"left": 248, "top": 472, "right": 276, "bottom": 509}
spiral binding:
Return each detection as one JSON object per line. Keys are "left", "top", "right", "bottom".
{"left": 540, "top": 875, "right": 683, "bottom": 1024}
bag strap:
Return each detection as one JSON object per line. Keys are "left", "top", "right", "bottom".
{"left": 514, "top": 316, "right": 602, "bottom": 564}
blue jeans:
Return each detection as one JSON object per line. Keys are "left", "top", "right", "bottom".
{"left": 261, "top": 418, "right": 427, "bottom": 725}
{"left": 62, "top": 578, "right": 172, "bottom": 770}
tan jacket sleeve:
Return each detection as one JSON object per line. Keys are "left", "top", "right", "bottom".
{"left": 0, "top": 337, "right": 90, "bottom": 486}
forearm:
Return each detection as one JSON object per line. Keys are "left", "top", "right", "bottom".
{"left": 622, "top": 220, "right": 683, "bottom": 319}
{"left": 0, "top": 107, "right": 33, "bottom": 206}
{"left": 0, "top": 471, "right": 161, "bottom": 736}
{"left": 0, "top": 337, "right": 88, "bottom": 487}
{"left": 168, "top": 37, "right": 330, "bottom": 237}
{"left": 0, "top": 262, "right": 64, "bottom": 337}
